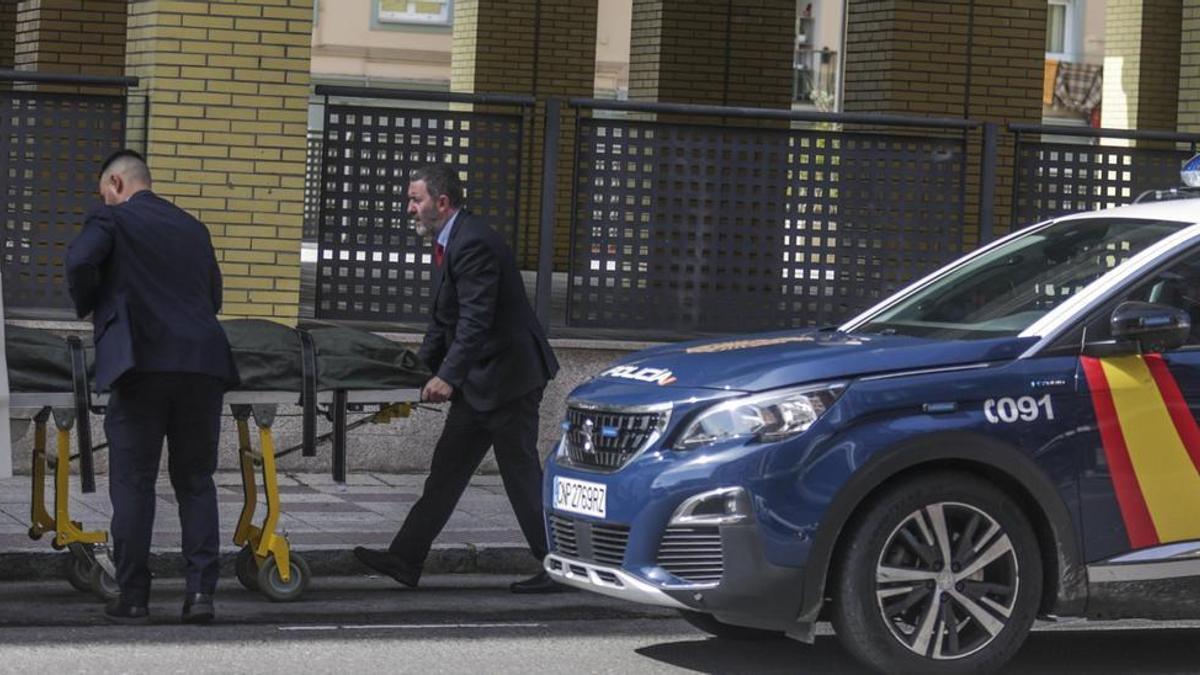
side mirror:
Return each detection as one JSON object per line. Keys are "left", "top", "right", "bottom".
{"left": 1109, "top": 301, "right": 1191, "bottom": 353}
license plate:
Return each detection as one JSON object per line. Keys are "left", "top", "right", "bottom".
{"left": 553, "top": 476, "right": 607, "bottom": 518}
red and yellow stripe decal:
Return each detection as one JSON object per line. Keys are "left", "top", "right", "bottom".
{"left": 1082, "top": 354, "right": 1200, "bottom": 549}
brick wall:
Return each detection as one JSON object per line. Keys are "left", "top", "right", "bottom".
{"left": 629, "top": 0, "right": 793, "bottom": 109}
{"left": 14, "top": 0, "right": 126, "bottom": 76}
{"left": 0, "top": 1, "right": 15, "bottom": 72}
{"left": 126, "top": 0, "right": 312, "bottom": 322}
{"left": 11, "top": 0, "right": 126, "bottom": 93}
{"left": 1104, "top": 0, "right": 1182, "bottom": 136}
{"left": 452, "top": 0, "right": 597, "bottom": 269}
{"left": 1182, "top": 0, "right": 1200, "bottom": 133}
{"left": 844, "top": 0, "right": 1045, "bottom": 242}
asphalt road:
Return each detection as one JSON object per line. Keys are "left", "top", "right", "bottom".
{"left": 3, "top": 575, "right": 1200, "bottom": 674}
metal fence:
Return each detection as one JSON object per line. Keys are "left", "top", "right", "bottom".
{"left": 563, "top": 100, "right": 976, "bottom": 333}
{"left": 0, "top": 71, "right": 136, "bottom": 319}
{"left": 311, "top": 86, "right": 533, "bottom": 324}
{"left": 7, "top": 73, "right": 1200, "bottom": 338}
{"left": 1011, "top": 123, "right": 1200, "bottom": 224}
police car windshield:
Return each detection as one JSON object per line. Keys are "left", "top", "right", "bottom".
{"left": 855, "top": 217, "right": 1190, "bottom": 340}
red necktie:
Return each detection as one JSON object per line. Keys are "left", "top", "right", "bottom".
{"left": 434, "top": 242, "right": 445, "bottom": 268}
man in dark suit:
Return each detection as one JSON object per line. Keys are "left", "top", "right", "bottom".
{"left": 354, "top": 163, "right": 562, "bottom": 593}
{"left": 65, "top": 149, "right": 237, "bottom": 624}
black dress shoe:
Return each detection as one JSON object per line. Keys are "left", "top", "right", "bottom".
{"left": 181, "top": 593, "right": 214, "bottom": 625}
{"left": 105, "top": 598, "right": 149, "bottom": 624}
{"left": 353, "top": 546, "right": 420, "bottom": 587}
{"left": 510, "top": 571, "right": 569, "bottom": 594}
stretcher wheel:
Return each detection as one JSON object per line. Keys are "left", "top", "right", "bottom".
{"left": 64, "top": 553, "right": 93, "bottom": 593}
{"left": 236, "top": 546, "right": 260, "bottom": 591}
{"left": 256, "top": 553, "right": 310, "bottom": 602}
{"left": 28, "top": 526, "right": 42, "bottom": 541}
{"left": 88, "top": 561, "right": 120, "bottom": 602}
{"left": 50, "top": 539, "right": 65, "bottom": 551}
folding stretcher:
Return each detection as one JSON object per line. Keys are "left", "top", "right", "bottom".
{"left": 6, "top": 320, "right": 428, "bottom": 602}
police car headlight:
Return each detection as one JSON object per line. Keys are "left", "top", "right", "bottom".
{"left": 673, "top": 383, "right": 845, "bottom": 450}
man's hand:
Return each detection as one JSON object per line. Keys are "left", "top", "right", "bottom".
{"left": 422, "top": 376, "right": 454, "bottom": 403}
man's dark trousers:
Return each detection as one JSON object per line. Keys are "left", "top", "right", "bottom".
{"left": 105, "top": 372, "right": 224, "bottom": 603}
{"left": 389, "top": 387, "right": 548, "bottom": 567}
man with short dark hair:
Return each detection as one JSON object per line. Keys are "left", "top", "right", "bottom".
{"left": 66, "top": 149, "right": 237, "bottom": 624}
{"left": 354, "top": 163, "right": 562, "bottom": 593}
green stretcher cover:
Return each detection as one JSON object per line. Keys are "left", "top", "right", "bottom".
{"left": 4, "top": 319, "right": 429, "bottom": 394}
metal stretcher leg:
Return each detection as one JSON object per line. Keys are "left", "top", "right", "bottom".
{"left": 230, "top": 405, "right": 310, "bottom": 602}
{"left": 50, "top": 416, "right": 107, "bottom": 549}
{"left": 24, "top": 408, "right": 118, "bottom": 599}
{"left": 28, "top": 409, "right": 55, "bottom": 541}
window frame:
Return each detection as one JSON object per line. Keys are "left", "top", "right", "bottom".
{"left": 1045, "top": 0, "right": 1080, "bottom": 62}
{"left": 374, "top": 0, "right": 453, "bottom": 27}
{"left": 1051, "top": 242, "right": 1200, "bottom": 354}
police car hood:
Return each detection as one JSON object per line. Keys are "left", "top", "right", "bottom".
{"left": 594, "top": 329, "right": 1035, "bottom": 393}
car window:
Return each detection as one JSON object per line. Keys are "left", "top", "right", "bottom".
{"left": 854, "top": 217, "right": 1190, "bottom": 340}
{"left": 1081, "top": 246, "right": 1200, "bottom": 346}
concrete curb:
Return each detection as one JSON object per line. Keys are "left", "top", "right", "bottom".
{"left": 0, "top": 543, "right": 542, "bottom": 582}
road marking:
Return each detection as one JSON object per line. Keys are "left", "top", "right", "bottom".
{"left": 278, "top": 622, "right": 545, "bottom": 632}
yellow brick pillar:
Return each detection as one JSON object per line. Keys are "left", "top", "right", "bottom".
{"left": 1103, "top": 0, "right": 1183, "bottom": 139}
{"left": 629, "top": 0, "right": 794, "bottom": 108}
{"left": 451, "top": 0, "right": 597, "bottom": 270}
{"left": 125, "top": 0, "right": 312, "bottom": 322}
{"left": 0, "top": 2, "right": 15, "bottom": 72}
{"left": 1182, "top": 0, "right": 1200, "bottom": 133}
{"left": 12, "top": 0, "right": 127, "bottom": 91}
{"left": 843, "top": 0, "right": 1046, "bottom": 242}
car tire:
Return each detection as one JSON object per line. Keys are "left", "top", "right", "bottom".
{"left": 830, "top": 471, "right": 1042, "bottom": 675}
{"left": 677, "top": 609, "right": 785, "bottom": 640}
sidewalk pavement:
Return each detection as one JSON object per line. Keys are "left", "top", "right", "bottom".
{"left": 0, "top": 471, "right": 541, "bottom": 581}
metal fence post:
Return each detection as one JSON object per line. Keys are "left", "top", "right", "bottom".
{"left": 978, "top": 122, "right": 998, "bottom": 245}
{"left": 534, "top": 97, "right": 561, "bottom": 327}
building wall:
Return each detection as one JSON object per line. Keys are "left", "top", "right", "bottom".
{"left": 13, "top": 0, "right": 126, "bottom": 91}
{"left": 311, "top": 0, "right": 451, "bottom": 86}
{"left": 1182, "top": 0, "right": 1200, "bottom": 133}
{"left": 126, "top": 0, "right": 313, "bottom": 322}
{"left": 310, "top": 0, "right": 631, "bottom": 96}
{"left": 843, "top": 0, "right": 1046, "bottom": 241}
{"left": 629, "top": 0, "right": 794, "bottom": 108}
{"left": 0, "top": 2, "right": 15, "bottom": 71}
{"left": 1103, "top": 0, "right": 1182, "bottom": 135}
{"left": 452, "top": 0, "right": 598, "bottom": 269}
{"left": 596, "top": 0, "right": 631, "bottom": 97}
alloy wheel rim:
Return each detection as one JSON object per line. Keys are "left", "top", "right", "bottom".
{"left": 874, "top": 501, "right": 1019, "bottom": 660}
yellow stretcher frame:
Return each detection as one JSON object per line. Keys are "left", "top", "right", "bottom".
{"left": 11, "top": 388, "right": 419, "bottom": 603}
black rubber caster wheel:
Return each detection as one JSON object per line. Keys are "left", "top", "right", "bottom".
{"left": 256, "top": 553, "right": 310, "bottom": 602}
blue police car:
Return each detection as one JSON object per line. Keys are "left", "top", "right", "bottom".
{"left": 542, "top": 181, "right": 1200, "bottom": 673}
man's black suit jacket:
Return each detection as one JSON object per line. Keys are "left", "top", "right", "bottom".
{"left": 420, "top": 210, "right": 558, "bottom": 411}
{"left": 65, "top": 190, "right": 237, "bottom": 392}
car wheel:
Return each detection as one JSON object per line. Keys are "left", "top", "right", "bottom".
{"left": 678, "top": 609, "right": 784, "bottom": 640}
{"left": 830, "top": 472, "right": 1042, "bottom": 675}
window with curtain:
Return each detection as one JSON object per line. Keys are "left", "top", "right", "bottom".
{"left": 1045, "top": 0, "right": 1074, "bottom": 58}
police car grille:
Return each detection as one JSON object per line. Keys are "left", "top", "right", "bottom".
{"left": 657, "top": 526, "right": 723, "bottom": 583}
{"left": 549, "top": 514, "right": 579, "bottom": 558}
{"left": 591, "top": 524, "right": 630, "bottom": 566}
{"left": 564, "top": 407, "right": 667, "bottom": 471}
{"left": 549, "top": 514, "right": 630, "bottom": 566}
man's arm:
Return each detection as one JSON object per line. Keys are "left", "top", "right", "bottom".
{"left": 64, "top": 207, "right": 116, "bottom": 319}
{"left": 417, "top": 313, "right": 448, "bottom": 373}
{"left": 209, "top": 255, "right": 223, "bottom": 314}
{"left": 435, "top": 236, "right": 500, "bottom": 388}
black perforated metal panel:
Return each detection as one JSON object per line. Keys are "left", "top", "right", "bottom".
{"left": 1014, "top": 141, "right": 1194, "bottom": 224}
{"left": 315, "top": 104, "right": 524, "bottom": 323}
{"left": 0, "top": 92, "right": 126, "bottom": 317}
{"left": 303, "top": 131, "right": 322, "bottom": 241}
{"left": 568, "top": 119, "right": 965, "bottom": 334}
